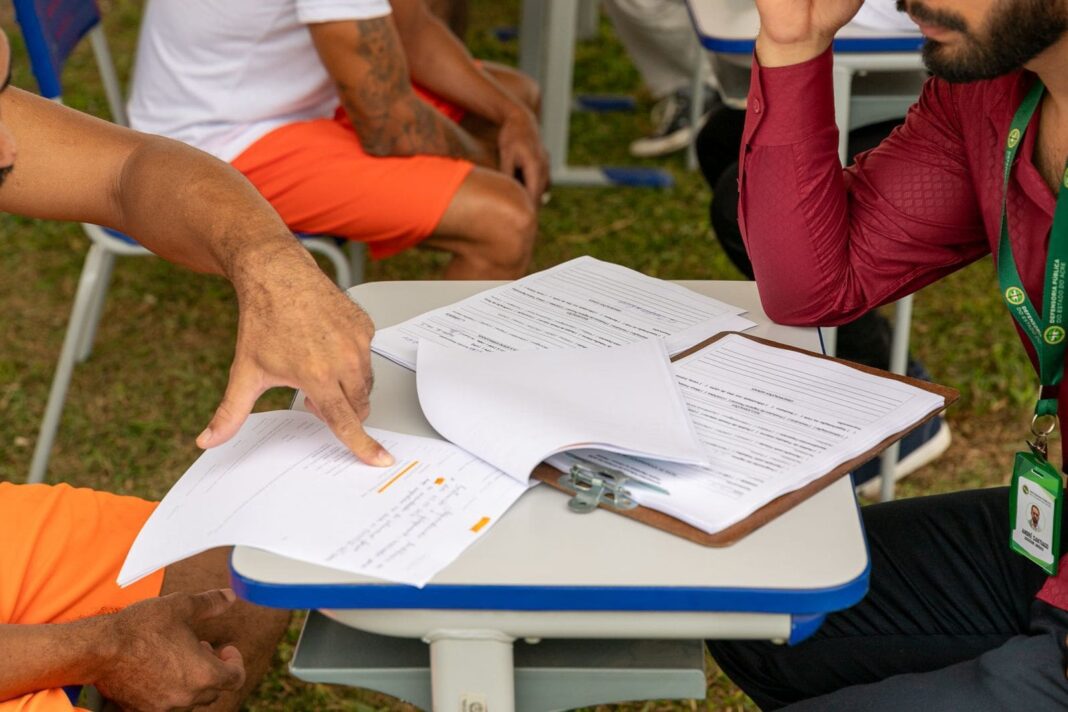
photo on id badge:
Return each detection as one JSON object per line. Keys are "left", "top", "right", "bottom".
{"left": 1013, "top": 479, "right": 1055, "bottom": 565}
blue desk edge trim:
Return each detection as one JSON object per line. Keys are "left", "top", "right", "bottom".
{"left": 230, "top": 557, "right": 870, "bottom": 616}
{"left": 698, "top": 35, "right": 924, "bottom": 54}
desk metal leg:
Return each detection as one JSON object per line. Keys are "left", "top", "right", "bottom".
{"left": 541, "top": 0, "right": 580, "bottom": 182}
{"left": 426, "top": 630, "right": 517, "bottom": 712}
{"left": 878, "top": 294, "right": 914, "bottom": 502}
{"left": 820, "top": 326, "right": 838, "bottom": 358}
{"left": 831, "top": 63, "right": 853, "bottom": 165}
{"left": 576, "top": 0, "right": 600, "bottom": 40}
{"left": 819, "top": 65, "right": 855, "bottom": 360}
{"left": 518, "top": 0, "right": 546, "bottom": 84}
{"left": 540, "top": 0, "right": 673, "bottom": 188}
{"left": 685, "top": 54, "right": 705, "bottom": 171}
{"left": 828, "top": 59, "right": 922, "bottom": 502}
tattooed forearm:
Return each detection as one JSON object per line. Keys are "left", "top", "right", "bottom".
{"left": 331, "top": 16, "right": 484, "bottom": 162}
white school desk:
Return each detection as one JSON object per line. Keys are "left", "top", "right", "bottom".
{"left": 230, "top": 280, "right": 870, "bottom": 711}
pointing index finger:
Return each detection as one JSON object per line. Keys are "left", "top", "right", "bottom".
{"left": 316, "top": 390, "right": 394, "bottom": 466}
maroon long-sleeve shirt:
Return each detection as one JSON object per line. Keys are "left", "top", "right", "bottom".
{"left": 739, "top": 49, "right": 1068, "bottom": 608}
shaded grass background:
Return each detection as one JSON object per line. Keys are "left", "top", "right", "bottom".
{"left": 0, "top": 1, "right": 1040, "bottom": 709}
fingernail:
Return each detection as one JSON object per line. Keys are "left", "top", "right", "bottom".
{"left": 221, "top": 588, "right": 235, "bottom": 602}
{"left": 375, "top": 449, "right": 395, "bottom": 467}
{"left": 197, "top": 427, "right": 213, "bottom": 445}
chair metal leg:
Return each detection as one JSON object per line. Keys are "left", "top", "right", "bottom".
{"left": 75, "top": 248, "right": 115, "bottom": 363}
{"left": 346, "top": 242, "right": 366, "bottom": 286}
{"left": 302, "top": 239, "right": 353, "bottom": 288}
{"left": 28, "top": 244, "right": 108, "bottom": 484}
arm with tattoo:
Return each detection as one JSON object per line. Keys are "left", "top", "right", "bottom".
{"left": 308, "top": 17, "right": 492, "bottom": 165}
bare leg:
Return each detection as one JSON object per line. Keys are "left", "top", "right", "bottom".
{"left": 426, "top": 166, "right": 537, "bottom": 279}
{"left": 160, "top": 547, "right": 290, "bottom": 712}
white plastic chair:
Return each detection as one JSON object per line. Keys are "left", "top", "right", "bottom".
{"left": 14, "top": 0, "right": 365, "bottom": 483}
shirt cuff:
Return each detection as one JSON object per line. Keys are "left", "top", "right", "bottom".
{"left": 745, "top": 47, "right": 836, "bottom": 147}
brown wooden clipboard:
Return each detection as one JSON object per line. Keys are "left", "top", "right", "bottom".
{"left": 531, "top": 331, "right": 959, "bottom": 547}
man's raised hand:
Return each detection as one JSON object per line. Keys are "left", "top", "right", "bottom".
{"left": 754, "top": 0, "right": 865, "bottom": 66}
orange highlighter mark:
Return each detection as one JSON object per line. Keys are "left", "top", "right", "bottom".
{"left": 470, "top": 516, "right": 491, "bottom": 533}
{"left": 434, "top": 477, "right": 445, "bottom": 485}
{"left": 378, "top": 461, "right": 419, "bottom": 494}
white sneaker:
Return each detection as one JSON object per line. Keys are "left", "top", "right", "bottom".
{"left": 855, "top": 419, "right": 952, "bottom": 499}
{"left": 629, "top": 87, "right": 718, "bottom": 158}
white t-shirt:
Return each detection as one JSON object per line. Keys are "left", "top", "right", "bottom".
{"left": 128, "top": 0, "right": 391, "bottom": 162}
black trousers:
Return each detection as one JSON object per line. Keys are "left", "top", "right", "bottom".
{"left": 695, "top": 111, "right": 904, "bottom": 371}
{"left": 708, "top": 488, "right": 1068, "bottom": 710}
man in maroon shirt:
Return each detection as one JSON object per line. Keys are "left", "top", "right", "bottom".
{"left": 706, "top": 0, "right": 1068, "bottom": 708}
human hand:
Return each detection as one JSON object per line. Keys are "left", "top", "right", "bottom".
{"left": 197, "top": 243, "right": 393, "bottom": 466}
{"left": 754, "top": 0, "right": 864, "bottom": 66}
{"left": 93, "top": 590, "right": 245, "bottom": 712}
{"left": 497, "top": 107, "right": 549, "bottom": 201}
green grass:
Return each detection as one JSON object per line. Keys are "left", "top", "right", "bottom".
{"left": 0, "top": 1, "right": 1040, "bottom": 709}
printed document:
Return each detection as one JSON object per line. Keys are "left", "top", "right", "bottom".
{"left": 119, "top": 412, "right": 529, "bottom": 588}
{"left": 416, "top": 338, "right": 708, "bottom": 481}
{"left": 549, "top": 334, "right": 946, "bottom": 534}
{"left": 372, "top": 256, "right": 755, "bottom": 369}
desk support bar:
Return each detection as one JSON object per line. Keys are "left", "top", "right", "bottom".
{"left": 425, "top": 629, "right": 517, "bottom": 711}
{"left": 537, "top": 0, "right": 674, "bottom": 189}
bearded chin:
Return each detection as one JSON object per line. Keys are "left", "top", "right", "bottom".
{"left": 921, "top": 1, "right": 1068, "bottom": 84}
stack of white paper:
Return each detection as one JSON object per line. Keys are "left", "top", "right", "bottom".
{"left": 122, "top": 260, "right": 756, "bottom": 589}
{"left": 372, "top": 256, "right": 755, "bottom": 369}
{"left": 119, "top": 412, "right": 529, "bottom": 589}
{"left": 416, "top": 338, "right": 708, "bottom": 481}
{"left": 548, "top": 334, "right": 946, "bottom": 535}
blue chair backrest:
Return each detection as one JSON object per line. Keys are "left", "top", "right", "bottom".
{"left": 12, "top": 0, "right": 102, "bottom": 99}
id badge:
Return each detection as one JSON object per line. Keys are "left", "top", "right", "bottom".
{"left": 1009, "top": 451, "right": 1063, "bottom": 574}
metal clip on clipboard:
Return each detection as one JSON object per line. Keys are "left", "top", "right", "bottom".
{"left": 559, "top": 462, "right": 669, "bottom": 513}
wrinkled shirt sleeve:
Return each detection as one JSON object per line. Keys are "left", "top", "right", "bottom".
{"left": 738, "top": 48, "right": 989, "bottom": 326}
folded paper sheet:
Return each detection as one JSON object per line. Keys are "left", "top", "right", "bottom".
{"left": 372, "top": 256, "right": 755, "bottom": 370}
{"left": 416, "top": 338, "right": 708, "bottom": 481}
{"left": 119, "top": 412, "right": 529, "bottom": 588}
{"left": 548, "top": 334, "right": 947, "bottom": 534}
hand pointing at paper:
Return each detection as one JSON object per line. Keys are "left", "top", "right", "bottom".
{"left": 194, "top": 243, "right": 395, "bottom": 467}
{"left": 0, "top": 86, "right": 394, "bottom": 468}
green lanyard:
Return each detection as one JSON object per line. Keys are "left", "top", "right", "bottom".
{"left": 998, "top": 80, "right": 1068, "bottom": 436}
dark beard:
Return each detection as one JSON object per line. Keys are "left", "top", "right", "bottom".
{"left": 897, "top": 0, "right": 1068, "bottom": 83}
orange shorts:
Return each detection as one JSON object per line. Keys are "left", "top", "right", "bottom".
{"left": 231, "top": 86, "right": 474, "bottom": 260}
{"left": 0, "top": 483, "right": 164, "bottom": 711}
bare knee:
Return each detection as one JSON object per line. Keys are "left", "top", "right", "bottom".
{"left": 477, "top": 183, "right": 537, "bottom": 276}
{"left": 433, "top": 169, "right": 539, "bottom": 279}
